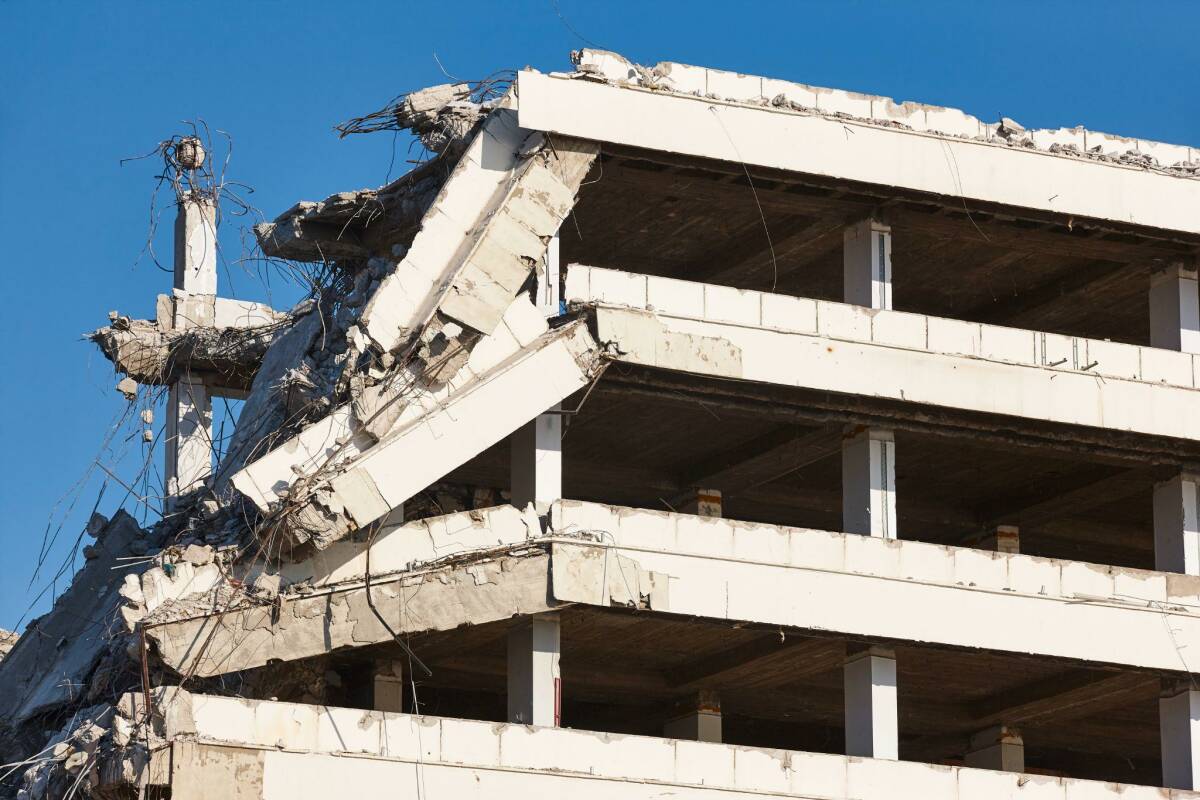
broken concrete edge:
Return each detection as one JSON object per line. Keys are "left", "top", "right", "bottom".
{"left": 135, "top": 497, "right": 1200, "bottom": 680}
{"left": 567, "top": 49, "right": 1200, "bottom": 174}
{"left": 231, "top": 318, "right": 599, "bottom": 553}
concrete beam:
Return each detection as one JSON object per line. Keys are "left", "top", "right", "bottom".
{"left": 517, "top": 70, "right": 1200, "bottom": 235}
{"left": 567, "top": 265, "right": 1200, "bottom": 443}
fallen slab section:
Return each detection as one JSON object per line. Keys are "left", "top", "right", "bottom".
{"left": 231, "top": 318, "right": 600, "bottom": 551}
{"left": 147, "top": 500, "right": 1200, "bottom": 676}
{"left": 565, "top": 265, "right": 1200, "bottom": 443}
{"left": 517, "top": 69, "right": 1200, "bottom": 236}
{"left": 146, "top": 691, "right": 1200, "bottom": 800}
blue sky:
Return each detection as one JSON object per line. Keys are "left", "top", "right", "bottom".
{"left": 0, "top": 0, "right": 1196, "bottom": 630}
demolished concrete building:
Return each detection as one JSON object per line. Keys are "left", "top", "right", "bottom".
{"left": 4, "top": 48, "right": 1200, "bottom": 798}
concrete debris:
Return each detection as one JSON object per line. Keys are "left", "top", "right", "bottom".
{"left": 0, "top": 631, "right": 17, "bottom": 663}
{"left": 91, "top": 311, "right": 283, "bottom": 392}
{"left": 114, "top": 376, "right": 138, "bottom": 400}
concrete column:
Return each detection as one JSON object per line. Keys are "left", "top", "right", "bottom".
{"left": 372, "top": 661, "right": 404, "bottom": 713}
{"left": 165, "top": 378, "right": 212, "bottom": 496}
{"left": 507, "top": 615, "right": 561, "bottom": 727}
{"left": 842, "top": 428, "right": 897, "bottom": 539}
{"left": 1150, "top": 262, "right": 1199, "bottom": 354}
{"left": 681, "top": 488, "right": 722, "bottom": 518}
{"left": 664, "top": 690, "right": 722, "bottom": 742}
{"left": 174, "top": 196, "right": 218, "bottom": 295}
{"left": 1155, "top": 474, "right": 1200, "bottom": 575}
{"left": 512, "top": 231, "right": 564, "bottom": 513}
{"left": 844, "top": 645, "right": 898, "bottom": 759}
{"left": 1160, "top": 682, "right": 1200, "bottom": 789}
{"left": 981, "top": 524, "right": 1020, "bottom": 554}
{"left": 166, "top": 196, "right": 218, "bottom": 501}
{"left": 965, "top": 725, "right": 1024, "bottom": 772}
{"left": 844, "top": 218, "right": 892, "bottom": 311}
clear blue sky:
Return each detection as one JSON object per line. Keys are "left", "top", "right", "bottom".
{"left": 1, "top": 0, "right": 1196, "bottom": 630}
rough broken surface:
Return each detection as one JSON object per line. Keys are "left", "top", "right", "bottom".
{"left": 0, "top": 631, "right": 17, "bottom": 663}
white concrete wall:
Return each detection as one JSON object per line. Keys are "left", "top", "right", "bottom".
{"left": 519, "top": 71, "right": 1200, "bottom": 235}
{"left": 167, "top": 692, "right": 1199, "bottom": 799}
{"left": 565, "top": 265, "right": 1200, "bottom": 442}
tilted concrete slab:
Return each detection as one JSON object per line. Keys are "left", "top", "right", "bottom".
{"left": 230, "top": 318, "right": 599, "bottom": 550}
{"left": 146, "top": 500, "right": 1200, "bottom": 676}
{"left": 150, "top": 691, "right": 1200, "bottom": 799}
{"left": 565, "top": 265, "right": 1200, "bottom": 443}
{"left": 517, "top": 69, "right": 1200, "bottom": 236}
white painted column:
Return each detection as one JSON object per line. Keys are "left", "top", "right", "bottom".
{"left": 965, "top": 725, "right": 1024, "bottom": 772}
{"left": 166, "top": 195, "right": 218, "bottom": 499}
{"left": 372, "top": 661, "right": 404, "bottom": 713}
{"left": 1150, "top": 262, "right": 1199, "bottom": 354}
{"left": 1161, "top": 682, "right": 1200, "bottom": 789}
{"left": 664, "top": 690, "right": 722, "bottom": 742}
{"left": 842, "top": 428, "right": 897, "bottom": 538}
{"left": 1155, "top": 474, "right": 1200, "bottom": 575}
{"left": 512, "top": 231, "right": 563, "bottom": 513}
{"left": 844, "top": 645, "right": 898, "bottom": 759}
{"left": 165, "top": 378, "right": 212, "bottom": 496}
{"left": 844, "top": 217, "right": 892, "bottom": 310}
{"left": 843, "top": 219, "right": 897, "bottom": 538}
{"left": 507, "top": 615, "right": 561, "bottom": 727}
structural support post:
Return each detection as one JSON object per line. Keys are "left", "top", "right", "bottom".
{"left": 843, "top": 219, "right": 897, "bottom": 538}
{"left": 511, "top": 231, "right": 563, "bottom": 513}
{"left": 1154, "top": 474, "right": 1200, "bottom": 575}
{"left": 1161, "top": 682, "right": 1200, "bottom": 790}
{"left": 844, "top": 645, "right": 898, "bottom": 759}
{"left": 980, "top": 524, "right": 1020, "bottom": 554}
{"left": 1150, "top": 262, "right": 1200, "bottom": 354}
{"left": 965, "top": 725, "right": 1025, "bottom": 773}
{"left": 372, "top": 661, "right": 404, "bottom": 713}
{"left": 507, "top": 615, "right": 561, "bottom": 727}
{"left": 166, "top": 195, "right": 218, "bottom": 499}
{"left": 664, "top": 690, "right": 722, "bottom": 742}
{"left": 842, "top": 427, "right": 897, "bottom": 538}
{"left": 681, "top": 488, "right": 722, "bottom": 518}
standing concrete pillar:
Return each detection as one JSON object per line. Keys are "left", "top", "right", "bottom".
{"left": 507, "top": 615, "right": 561, "bottom": 727}
{"left": 965, "top": 725, "right": 1024, "bottom": 772}
{"left": 1150, "top": 262, "right": 1199, "bottom": 354}
{"left": 511, "top": 231, "right": 563, "bottom": 512}
{"left": 1161, "top": 682, "right": 1200, "bottom": 789}
{"left": 1154, "top": 474, "right": 1200, "bottom": 575}
{"left": 844, "top": 217, "right": 892, "bottom": 310}
{"left": 842, "top": 428, "right": 897, "bottom": 539}
{"left": 664, "top": 690, "right": 722, "bottom": 742}
{"left": 166, "top": 195, "right": 217, "bottom": 499}
{"left": 843, "top": 219, "right": 897, "bottom": 538}
{"left": 844, "top": 645, "right": 898, "bottom": 760}
{"left": 981, "top": 524, "right": 1020, "bottom": 554}
{"left": 372, "top": 661, "right": 404, "bottom": 713}
{"left": 681, "top": 488, "right": 722, "bottom": 518}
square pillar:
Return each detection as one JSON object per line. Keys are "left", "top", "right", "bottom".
{"left": 174, "top": 196, "right": 218, "bottom": 295}
{"left": 844, "top": 218, "right": 892, "bottom": 310}
{"left": 1154, "top": 474, "right": 1200, "bottom": 575}
{"left": 842, "top": 427, "right": 897, "bottom": 538}
{"left": 165, "top": 378, "right": 212, "bottom": 496}
{"left": 510, "top": 413, "right": 562, "bottom": 513}
{"left": 1161, "top": 681, "right": 1200, "bottom": 789}
{"left": 1150, "top": 262, "right": 1199, "bottom": 354}
{"left": 372, "top": 661, "right": 404, "bottom": 713}
{"left": 664, "top": 690, "right": 722, "bottom": 742}
{"left": 507, "top": 615, "right": 561, "bottom": 727}
{"left": 844, "top": 645, "right": 898, "bottom": 759}
{"left": 981, "top": 524, "right": 1020, "bottom": 554}
{"left": 681, "top": 488, "right": 722, "bottom": 518}
{"left": 965, "top": 725, "right": 1024, "bottom": 772}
